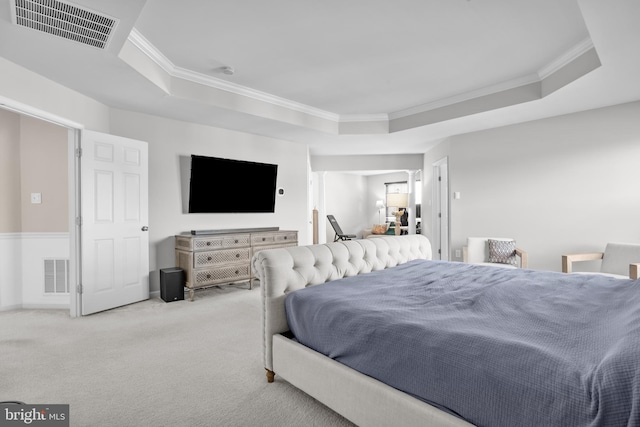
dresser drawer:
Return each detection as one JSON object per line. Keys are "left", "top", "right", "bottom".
{"left": 177, "top": 234, "right": 251, "bottom": 251}
{"left": 194, "top": 247, "right": 251, "bottom": 268}
{"left": 251, "top": 231, "right": 298, "bottom": 247}
{"left": 192, "top": 264, "right": 251, "bottom": 287}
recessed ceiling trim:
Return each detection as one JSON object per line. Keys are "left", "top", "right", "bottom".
{"left": 339, "top": 113, "right": 389, "bottom": 123}
{"left": 172, "top": 67, "right": 340, "bottom": 122}
{"left": 538, "top": 37, "right": 594, "bottom": 79}
{"left": 10, "top": 0, "right": 118, "bottom": 49}
{"left": 389, "top": 38, "right": 597, "bottom": 121}
{"left": 389, "top": 73, "right": 541, "bottom": 121}
{"left": 127, "top": 28, "right": 339, "bottom": 122}
{"left": 125, "top": 29, "right": 600, "bottom": 135}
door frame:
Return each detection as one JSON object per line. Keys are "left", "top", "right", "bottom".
{"left": 0, "top": 96, "right": 84, "bottom": 317}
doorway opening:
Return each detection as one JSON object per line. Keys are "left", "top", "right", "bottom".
{"left": 0, "top": 99, "right": 82, "bottom": 316}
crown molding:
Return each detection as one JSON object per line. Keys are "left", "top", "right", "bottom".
{"left": 127, "top": 29, "right": 598, "bottom": 131}
{"left": 127, "top": 29, "right": 339, "bottom": 122}
{"left": 127, "top": 28, "right": 173, "bottom": 71}
{"left": 171, "top": 67, "right": 340, "bottom": 121}
{"left": 389, "top": 73, "right": 541, "bottom": 120}
{"left": 538, "top": 37, "right": 594, "bottom": 79}
{"left": 389, "top": 38, "right": 596, "bottom": 121}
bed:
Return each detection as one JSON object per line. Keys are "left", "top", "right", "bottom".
{"left": 252, "top": 234, "right": 640, "bottom": 427}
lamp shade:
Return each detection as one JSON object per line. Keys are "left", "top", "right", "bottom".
{"left": 387, "top": 193, "right": 408, "bottom": 209}
{"left": 375, "top": 200, "right": 385, "bottom": 209}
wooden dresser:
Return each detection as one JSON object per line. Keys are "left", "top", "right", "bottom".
{"left": 175, "top": 229, "right": 298, "bottom": 300}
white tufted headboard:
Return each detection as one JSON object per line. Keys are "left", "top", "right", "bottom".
{"left": 252, "top": 234, "right": 433, "bottom": 372}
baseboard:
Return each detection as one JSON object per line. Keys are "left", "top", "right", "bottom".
{"left": 21, "top": 304, "right": 69, "bottom": 310}
{"left": 0, "top": 303, "right": 68, "bottom": 311}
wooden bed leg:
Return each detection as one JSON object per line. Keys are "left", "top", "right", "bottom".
{"left": 265, "top": 369, "right": 275, "bottom": 383}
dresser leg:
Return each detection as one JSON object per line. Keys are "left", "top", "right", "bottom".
{"left": 189, "top": 288, "right": 195, "bottom": 302}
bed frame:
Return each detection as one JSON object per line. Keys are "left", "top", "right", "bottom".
{"left": 253, "top": 235, "right": 474, "bottom": 427}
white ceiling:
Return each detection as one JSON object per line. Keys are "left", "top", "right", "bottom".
{"left": 0, "top": 0, "right": 639, "bottom": 156}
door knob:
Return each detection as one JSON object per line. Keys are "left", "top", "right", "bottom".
{"left": 141, "top": 226, "right": 149, "bottom": 231}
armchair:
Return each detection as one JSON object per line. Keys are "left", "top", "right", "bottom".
{"left": 463, "top": 237, "right": 528, "bottom": 269}
{"left": 562, "top": 242, "right": 640, "bottom": 279}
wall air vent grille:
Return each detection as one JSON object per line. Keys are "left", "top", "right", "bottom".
{"left": 44, "top": 259, "right": 69, "bottom": 294}
{"left": 11, "top": 0, "right": 118, "bottom": 49}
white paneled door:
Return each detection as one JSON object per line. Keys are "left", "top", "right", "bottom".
{"left": 80, "top": 130, "right": 149, "bottom": 315}
{"left": 432, "top": 157, "right": 449, "bottom": 261}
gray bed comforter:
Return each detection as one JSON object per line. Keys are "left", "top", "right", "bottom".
{"left": 284, "top": 259, "right": 640, "bottom": 427}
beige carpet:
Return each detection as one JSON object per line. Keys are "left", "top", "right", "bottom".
{"left": 0, "top": 284, "right": 354, "bottom": 427}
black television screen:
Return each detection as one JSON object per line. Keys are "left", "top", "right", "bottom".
{"left": 188, "top": 155, "right": 278, "bottom": 213}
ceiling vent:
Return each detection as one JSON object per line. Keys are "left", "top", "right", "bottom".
{"left": 11, "top": 0, "right": 118, "bottom": 49}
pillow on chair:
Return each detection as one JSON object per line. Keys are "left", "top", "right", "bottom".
{"left": 488, "top": 239, "right": 517, "bottom": 266}
{"left": 371, "top": 224, "right": 389, "bottom": 235}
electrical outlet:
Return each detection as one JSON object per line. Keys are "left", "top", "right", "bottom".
{"left": 455, "top": 249, "right": 462, "bottom": 258}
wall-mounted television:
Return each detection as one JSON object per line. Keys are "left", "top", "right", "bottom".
{"left": 188, "top": 155, "right": 278, "bottom": 213}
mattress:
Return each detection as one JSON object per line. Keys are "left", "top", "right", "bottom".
{"left": 285, "top": 259, "right": 640, "bottom": 427}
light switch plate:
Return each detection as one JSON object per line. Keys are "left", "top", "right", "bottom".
{"left": 31, "top": 193, "right": 42, "bottom": 204}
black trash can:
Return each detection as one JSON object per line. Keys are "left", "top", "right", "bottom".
{"left": 160, "top": 268, "right": 185, "bottom": 302}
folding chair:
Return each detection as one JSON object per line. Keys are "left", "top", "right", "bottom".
{"left": 327, "top": 215, "right": 357, "bottom": 242}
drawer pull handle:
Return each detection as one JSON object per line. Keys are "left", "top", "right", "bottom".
{"left": 235, "top": 270, "right": 239, "bottom": 275}
{"left": 206, "top": 274, "right": 211, "bottom": 279}
{"left": 284, "top": 236, "right": 287, "bottom": 240}
{"left": 236, "top": 253, "right": 240, "bottom": 258}
{"left": 235, "top": 239, "right": 238, "bottom": 243}
{"left": 262, "top": 237, "right": 266, "bottom": 241}
{"left": 207, "top": 256, "right": 212, "bottom": 261}
{"left": 206, "top": 242, "right": 211, "bottom": 246}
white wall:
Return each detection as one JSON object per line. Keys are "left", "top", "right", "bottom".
{"left": 0, "top": 234, "right": 22, "bottom": 310}
{"left": 323, "top": 173, "right": 368, "bottom": 242}
{"left": 108, "top": 109, "right": 310, "bottom": 294}
{"left": 424, "top": 100, "right": 640, "bottom": 272}
{"left": 311, "top": 154, "right": 423, "bottom": 172}
{"left": 0, "top": 57, "right": 110, "bottom": 132}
